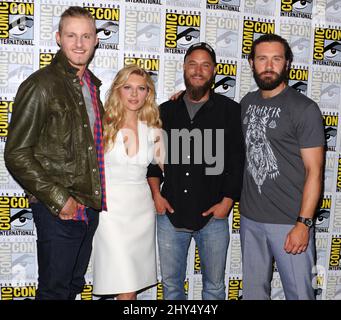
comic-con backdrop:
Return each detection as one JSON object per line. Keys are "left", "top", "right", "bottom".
{"left": 0, "top": 0, "right": 341, "bottom": 300}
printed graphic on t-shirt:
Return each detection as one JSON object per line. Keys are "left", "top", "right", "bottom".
{"left": 244, "top": 104, "right": 281, "bottom": 193}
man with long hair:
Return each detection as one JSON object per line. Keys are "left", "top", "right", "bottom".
{"left": 239, "top": 34, "right": 325, "bottom": 299}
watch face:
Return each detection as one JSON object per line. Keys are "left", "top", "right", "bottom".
{"left": 297, "top": 217, "right": 314, "bottom": 227}
{"left": 305, "top": 219, "right": 313, "bottom": 227}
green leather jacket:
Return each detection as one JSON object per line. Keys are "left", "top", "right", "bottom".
{"left": 4, "top": 50, "right": 104, "bottom": 216}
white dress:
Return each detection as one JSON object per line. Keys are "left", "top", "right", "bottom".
{"left": 92, "top": 121, "right": 157, "bottom": 294}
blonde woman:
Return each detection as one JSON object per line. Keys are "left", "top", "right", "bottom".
{"left": 92, "top": 65, "right": 163, "bottom": 300}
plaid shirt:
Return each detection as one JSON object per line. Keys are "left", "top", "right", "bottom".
{"left": 74, "top": 71, "right": 107, "bottom": 222}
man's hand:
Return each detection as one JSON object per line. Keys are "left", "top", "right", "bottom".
{"left": 202, "top": 197, "right": 233, "bottom": 219}
{"left": 170, "top": 90, "right": 184, "bottom": 101}
{"left": 153, "top": 193, "right": 174, "bottom": 215}
{"left": 284, "top": 223, "right": 310, "bottom": 254}
{"left": 59, "top": 197, "right": 78, "bottom": 220}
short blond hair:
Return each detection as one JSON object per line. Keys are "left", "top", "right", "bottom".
{"left": 58, "top": 6, "right": 96, "bottom": 33}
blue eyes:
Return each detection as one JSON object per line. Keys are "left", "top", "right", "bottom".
{"left": 123, "top": 86, "right": 146, "bottom": 91}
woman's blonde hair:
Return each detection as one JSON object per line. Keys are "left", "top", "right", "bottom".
{"left": 103, "top": 64, "right": 162, "bottom": 152}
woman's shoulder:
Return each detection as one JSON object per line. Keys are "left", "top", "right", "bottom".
{"left": 139, "top": 121, "right": 162, "bottom": 143}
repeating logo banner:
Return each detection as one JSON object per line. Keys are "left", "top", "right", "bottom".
{"left": 215, "top": 59, "right": 237, "bottom": 100}
{"left": 227, "top": 235, "right": 242, "bottom": 275}
{"left": 270, "top": 274, "right": 285, "bottom": 300}
{"left": 0, "top": 142, "right": 23, "bottom": 194}
{"left": 280, "top": 0, "right": 313, "bottom": 19}
{"left": 193, "top": 246, "right": 201, "bottom": 275}
{"left": 39, "top": 48, "right": 56, "bottom": 69}
{"left": 188, "top": 275, "right": 202, "bottom": 300}
{"left": 124, "top": 5, "right": 162, "bottom": 53}
{"left": 231, "top": 202, "right": 240, "bottom": 234}
{"left": 313, "top": 25, "right": 341, "bottom": 67}
{"left": 0, "top": 46, "right": 34, "bottom": 96}
{"left": 335, "top": 154, "right": 341, "bottom": 192}
{"left": 125, "top": 0, "right": 162, "bottom": 5}
{"left": 0, "top": 0, "right": 341, "bottom": 300}
{"left": 161, "top": 54, "right": 184, "bottom": 102}
{"left": 241, "top": 17, "right": 275, "bottom": 59}
{"left": 313, "top": 0, "right": 341, "bottom": 24}
{"left": 329, "top": 235, "right": 341, "bottom": 270}
{"left": 124, "top": 52, "right": 160, "bottom": 94}
{"left": 0, "top": 97, "right": 12, "bottom": 143}
{"left": 227, "top": 277, "right": 242, "bottom": 300}
{"left": 0, "top": 284, "right": 36, "bottom": 300}
{"left": 38, "top": 0, "right": 79, "bottom": 47}
{"left": 0, "top": 0, "right": 34, "bottom": 46}
{"left": 332, "top": 195, "right": 341, "bottom": 233}
{"left": 206, "top": 0, "right": 241, "bottom": 11}
{"left": 164, "top": 9, "right": 201, "bottom": 54}
{"left": 325, "top": 151, "right": 337, "bottom": 193}
{"left": 325, "top": 272, "right": 341, "bottom": 299}
{"left": 238, "top": 59, "right": 256, "bottom": 100}
{"left": 85, "top": 1, "right": 120, "bottom": 50}
{"left": 288, "top": 64, "right": 309, "bottom": 95}
{"left": 0, "top": 238, "right": 36, "bottom": 285}
{"left": 89, "top": 49, "right": 120, "bottom": 102}
{"left": 0, "top": 195, "right": 34, "bottom": 236}
{"left": 316, "top": 195, "right": 332, "bottom": 233}
{"left": 166, "top": 0, "right": 202, "bottom": 8}
{"left": 244, "top": 0, "right": 276, "bottom": 16}
{"left": 323, "top": 111, "right": 338, "bottom": 152}
{"left": 205, "top": 11, "right": 240, "bottom": 59}
{"left": 280, "top": 18, "right": 311, "bottom": 64}
{"left": 310, "top": 66, "right": 341, "bottom": 110}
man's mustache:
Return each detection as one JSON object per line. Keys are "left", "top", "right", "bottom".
{"left": 260, "top": 71, "right": 278, "bottom": 76}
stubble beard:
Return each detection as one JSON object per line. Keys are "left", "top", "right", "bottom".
{"left": 61, "top": 46, "right": 94, "bottom": 69}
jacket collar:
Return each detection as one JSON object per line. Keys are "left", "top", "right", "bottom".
{"left": 52, "top": 50, "right": 102, "bottom": 87}
{"left": 86, "top": 68, "right": 102, "bottom": 87}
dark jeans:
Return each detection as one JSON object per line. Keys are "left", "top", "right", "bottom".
{"left": 31, "top": 202, "right": 99, "bottom": 300}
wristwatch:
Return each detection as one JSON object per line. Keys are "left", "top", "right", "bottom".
{"left": 296, "top": 216, "right": 314, "bottom": 227}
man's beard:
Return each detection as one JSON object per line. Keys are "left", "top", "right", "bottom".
{"left": 253, "top": 66, "right": 288, "bottom": 91}
{"left": 184, "top": 73, "right": 215, "bottom": 101}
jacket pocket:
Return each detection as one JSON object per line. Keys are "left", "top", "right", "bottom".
{"left": 45, "top": 98, "right": 78, "bottom": 177}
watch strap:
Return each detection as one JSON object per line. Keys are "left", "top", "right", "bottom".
{"left": 296, "top": 216, "right": 313, "bottom": 227}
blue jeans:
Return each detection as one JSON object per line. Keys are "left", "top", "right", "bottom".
{"left": 31, "top": 201, "right": 99, "bottom": 300}
{"left": 157, "top": 214, "right": 229, "bottom": 300}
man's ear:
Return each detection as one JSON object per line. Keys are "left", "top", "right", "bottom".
{"left": 249, "top": 59, "right": 254, "bottom": 70}
{"left": 55, "top": 32, "right": 61, "bottom": 46}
